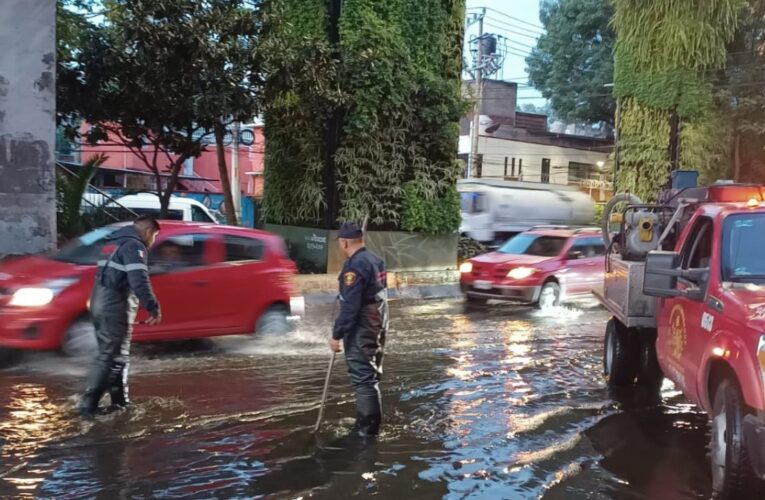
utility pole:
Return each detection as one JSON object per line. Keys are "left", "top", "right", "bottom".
{"left": 468, "top": 8, "right": 486, "bottom": 179}
{"left": 231, "top": 121, "right": 242, "bottom": 223}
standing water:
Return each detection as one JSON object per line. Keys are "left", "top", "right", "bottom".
{"left": 0, "top": 300, "right": 712, "bottom": 498}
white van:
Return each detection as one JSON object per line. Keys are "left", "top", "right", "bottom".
{"left": 113, "top": 193, "right": 219, "bottom": 223}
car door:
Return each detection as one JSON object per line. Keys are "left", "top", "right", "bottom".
{"left": 656, "top": 215, "right": 713, "bottom": 398}
{"left": 561, "top": 237, "right": 592, "bottom": 295}
{"left": 133, "top": 232, "right": 229, "bottom": 340}
{"left": 217, "top": 234, "right": 270, "bottom": 332}
{"left": 581, "top": 236, "right": 607, "bottom": 292}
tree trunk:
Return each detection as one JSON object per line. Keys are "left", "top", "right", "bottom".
{"left": 153, "top": 169, "right": 166, "bottom": 219}
{"left": 214, "top": 122, "right": 238, "bottom": 226}
{"left": 157, "top": 157, "right": 185, "bottom": 219}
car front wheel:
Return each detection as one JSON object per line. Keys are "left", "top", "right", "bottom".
{"left": 61, "top": 318, "right": 98, "bottom": 358}
{"left": 0, "top": 347, "right": 18, "bottom": 368}
{"left": 711, "top": 378, "right": 762, "bottom": 499}
{"left": 536, "top": 281, "right": 560, "bottom": 310}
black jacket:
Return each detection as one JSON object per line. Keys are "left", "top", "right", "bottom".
{"left": 96, "top": 225, "right": 160, "bottom": 316}
{"left": 333, "top": 247, "right": 387, "bottom": 340}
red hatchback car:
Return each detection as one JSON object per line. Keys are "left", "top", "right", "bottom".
{"left": 0, "top": 221, "right": 304, "bottom": 359}
{"left": 460, "top": 227, "right": 606, "bottom": 308}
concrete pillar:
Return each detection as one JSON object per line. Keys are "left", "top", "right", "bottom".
{"left": 0, "top": 0, "right": 57, "bottom": 256}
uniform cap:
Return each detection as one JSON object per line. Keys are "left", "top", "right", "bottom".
{"left": 337, "top": 222, "right": 363, "bottom": 239}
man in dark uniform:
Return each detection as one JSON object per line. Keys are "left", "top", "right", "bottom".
{"left": 329, "top": 222, "right": 389, "bottom": 437}
{"left": 77, "top": 216, "right": 162, "bottom": 418}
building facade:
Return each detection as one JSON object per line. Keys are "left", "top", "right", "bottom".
{"left": 461, "top": 80, "right": 614, "bottom": 202}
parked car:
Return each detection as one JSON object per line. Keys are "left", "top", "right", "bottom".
{"left": 111, "top": 193, "right": 219, "bottom": 223}
{"left": 459, "top": 227, "right": 606, "bottom": 308}
{"left": 0, "top": 221, "right": 303, "bottom": 360}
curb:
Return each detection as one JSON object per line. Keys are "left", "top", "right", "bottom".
{"left": 304, "top": 283, "right": 462, "bottom": 305}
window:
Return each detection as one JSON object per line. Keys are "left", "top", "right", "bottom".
{"left": 54, "top": 226, "right": 119, "bottom": 265}
{"left": 131, "top": 207, "right": 184, "bottom": 220}
{"left": 518, "top": 159, "right": 523, "bottom": 177}
{"left": 150, "top": 234, "right": 208, "bottom": 269}
{"left": 224, "top": 235, "right": 264, "bottom": 262}
{"left": 504, "top": 157, "right": 508, "bottom": 177}
{"left": 498, "top": 234, "right": 567, "bottom": 257}
{"left": 476, "top": 154, "right": 483, "bottom": 178}
{"left": 722, "top": 214, "right": 765, "bottom": 283}
{"left": 460, "top": 192, "right": 487, "bottom": 213}
{"left": 191, "top": 205, "right": 214, "bottom": 222}
{"left": 569, "top": 236, "right": 606, "bottom": 258}
{"left": 511, "top": 158, "right": 516, "bottom": 177}
{"left": 680, "top": 217, "right": 713, "bottom": 282}
{"left": 541, "top": 158, "right": 551, "bottom": 183}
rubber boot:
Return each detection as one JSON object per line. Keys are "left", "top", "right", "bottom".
{"left": 77, "top": 389, "right": 102, "bottom": 420}
{"left": 354, "top": 389, "right": 382, "bottom": 437}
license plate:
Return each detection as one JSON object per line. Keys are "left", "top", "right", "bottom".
{"left": 474, "top": 280, "right": 493, "bottom": 290}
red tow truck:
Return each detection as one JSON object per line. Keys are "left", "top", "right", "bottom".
{"left": 596, "top": 177, "right": 765, "bottom": 498}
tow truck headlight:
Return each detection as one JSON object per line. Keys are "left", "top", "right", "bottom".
{"left": 459, "top": 262, "right": 473, "bottom": 274}
{"left": 507, "top": 267, "right": 536, "bottom": 280}
{"left": 9, "top": 278, "right": 78, "bottom": 307}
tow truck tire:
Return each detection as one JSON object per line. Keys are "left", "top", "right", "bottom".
{"left": 710, "top": 378, "right": 761, "bottom": 499}
{"left": 637, "top": 332, "right": 663, "bottom": 391}
{"left": 603, "top": 318, "right": 639, "bottom": 387}
{"left": 255, "top": 305, "right": 290, "bottom": 336}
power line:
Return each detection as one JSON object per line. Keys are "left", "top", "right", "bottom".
{"left": 483, "top": 22, "right": 540, "bottom": 42}
{"left": 484, "top": 7, "right": 544, "bottom": 31}
{"left": 484, "top": 16, "right": 544, "bottom": 39}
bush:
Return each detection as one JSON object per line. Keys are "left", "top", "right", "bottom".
{"left": 458, "top": 237, "right": 487, "bottom": 261}
{"left": 400, "top": 182, "right": 461, "bottom": 234}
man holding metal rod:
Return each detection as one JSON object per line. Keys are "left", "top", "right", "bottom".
{"left": 328, "top": 221, "right": 388, "bottom": 437}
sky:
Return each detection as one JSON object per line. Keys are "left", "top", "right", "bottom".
{"left": 465, "top": 0, "right": 546, "bottom": 107}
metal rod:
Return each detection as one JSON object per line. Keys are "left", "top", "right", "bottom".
{"left": 313, "top": 351, "right": 336, "bottom": 433}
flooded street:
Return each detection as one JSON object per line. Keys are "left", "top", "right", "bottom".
{"left": 0, "top": 299, "right": 712, "bottom": 499}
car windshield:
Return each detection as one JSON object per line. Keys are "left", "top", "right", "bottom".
{"left": 460, "top": 192, "right": 486, "bottom": 214}
{"left": 53, "top": 226, "right": 120, "bottom": 265}
{"left": 498, "top": 234, "right": 567, "bottom": 257}
{"left": 722, "top": 213, "right": 765, "bottom": 283}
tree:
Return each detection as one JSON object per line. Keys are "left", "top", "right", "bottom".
{"left": 719, "top": 0, "right": 765, "bottom": 183}
{"left": 526, "top": 0, "right": 615, "bottom": 126}
{"left": 60, "top": 0, "right": 261, "bottom": 218}
{"left": 56, "top": 154, "right": 107, "bottom": 242}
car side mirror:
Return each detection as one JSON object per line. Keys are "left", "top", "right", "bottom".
{"left": 644, "top": 251, "right": 681, "bottom": 297}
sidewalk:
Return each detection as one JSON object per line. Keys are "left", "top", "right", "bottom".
{"left": 297, "top": 270, "right": 461, "bottom": 304}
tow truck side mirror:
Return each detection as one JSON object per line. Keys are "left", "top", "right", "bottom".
{"left": 644, "top": 251, "right": 682, "bottom": 297}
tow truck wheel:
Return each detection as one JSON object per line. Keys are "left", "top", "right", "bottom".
{"left": 255, "top": 305, "right": 291, "bottom": 336}
{"left": 61, "top": 318, "right": 98, "bottom": 358}
{"left": 535, "top": 281, "right": 561, "bottom": 310}
{"left": 710, "top": 378, "right": 760, "bottom": 499}
{"left": 637, "top": 331, "right": 663, "bottom": 391}
{"left": 603, "top": 318, "right": 639, "bottom": 387}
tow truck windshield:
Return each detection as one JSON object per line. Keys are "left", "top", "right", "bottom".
{"left": 722, "top": 213, "right": 765, "bottom": 283}
{"left": 53, "top": 226, "right": 119, "bottom": 265}
{"left": 498, "top": 234, "right": 566, "bottom": 257}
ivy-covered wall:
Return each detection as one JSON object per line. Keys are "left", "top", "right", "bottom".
{"left": 612, "top": 0, "right": 744, "bottom": 201}
{"left": 262, "top": 0, "right": 465, "bottom": 232}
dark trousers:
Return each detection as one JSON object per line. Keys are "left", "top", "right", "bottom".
{"left": 82, "top": 284, "right": 137, "bottom": 411}
{"left": 343, "top": 327, "right": 382, "bottom": 436}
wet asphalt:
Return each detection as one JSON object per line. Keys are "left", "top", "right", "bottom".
{"left": 0, "top": 299, "right": 714, "bottom": 499}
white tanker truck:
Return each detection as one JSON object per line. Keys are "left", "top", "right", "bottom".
{"left": 459, "top": 179, "right": 596, "bottom": 245}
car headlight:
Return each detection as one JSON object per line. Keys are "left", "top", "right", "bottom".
{"left": 9, "top": 278, "right": 78, "bottom": 307}
{"left": 459, "top": 262, "right": 473, "bottom": 274}
{"left": 507, "top": 267, "right": 536, "bottom": 280}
